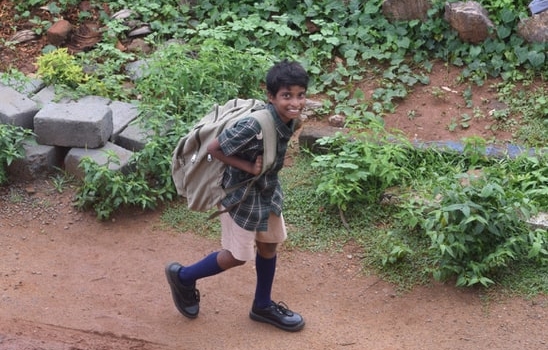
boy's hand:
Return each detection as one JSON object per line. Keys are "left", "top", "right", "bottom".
{"left": 251, "top": 155, "right": 263, "bottom": 176}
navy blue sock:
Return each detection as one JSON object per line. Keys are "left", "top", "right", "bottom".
{"left": 254, "top": 253, "right": 277, "bottom": 309}
{"left": 178, "top": 251, "right": 223, "bottom": 286}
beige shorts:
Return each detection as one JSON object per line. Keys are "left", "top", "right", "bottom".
{"left": 219, "top": 210, "right": 287, "bottom": 261}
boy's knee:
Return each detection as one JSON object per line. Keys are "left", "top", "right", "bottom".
{"left": 218, "top": 249, "right": 246, "bottom": 269}
{"left": 256, "top": 242, "right": 278, "bottom": 259}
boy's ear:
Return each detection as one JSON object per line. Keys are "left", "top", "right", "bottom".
{"left": 266, "top": 92, "right": 275, "bottom": 102}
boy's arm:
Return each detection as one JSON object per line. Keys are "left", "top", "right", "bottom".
{"left": 207, "top": 138, "right": 263, "bottom": 176}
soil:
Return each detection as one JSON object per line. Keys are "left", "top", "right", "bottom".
{"left": 1, "top": 2, "right": 546, "bottom": 349}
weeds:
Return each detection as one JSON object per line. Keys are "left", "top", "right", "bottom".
{"left": 0, "top": 125, "right": 33, "bottom": 185}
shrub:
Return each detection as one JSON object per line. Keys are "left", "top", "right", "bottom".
{"left": 36, "top": 48, "right": 88, "bottom": 88}
{"left": 423, "top": 174, "right": 545, "bottom": 287}
{"left": 0, "top": 125, "right": 33, "bottom": 185}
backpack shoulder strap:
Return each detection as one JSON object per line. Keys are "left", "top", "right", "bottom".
{"left": 250, "top": 108, "right": 277, "bottom": 174}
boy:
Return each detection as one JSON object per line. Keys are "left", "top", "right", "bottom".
{"left": 165, "top": 60, "right": 309, "bottom": 332}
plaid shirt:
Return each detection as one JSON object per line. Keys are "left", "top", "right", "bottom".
{"left": 219, "top": 104, "right": 295, "bottom": 231}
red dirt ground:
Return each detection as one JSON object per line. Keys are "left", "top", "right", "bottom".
{"left": 1, "top": 2, "right": 546, "bottom": 349}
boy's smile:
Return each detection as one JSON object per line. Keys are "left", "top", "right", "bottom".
{"left": 268, "top": 85, "right": 307, "bottom": 124}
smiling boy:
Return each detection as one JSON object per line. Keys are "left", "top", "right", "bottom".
{"left": 165, "top": 60, "right": 309, "bottom": 332}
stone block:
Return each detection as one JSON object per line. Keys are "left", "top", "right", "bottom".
{"left": 0, "top": 85, "right": 40, "bottom": 129}
{"left": 109, "top": 101, "right": 140, "bottom": 142}
{"left": 32, "top": 85, "right": 57, "bottom": 106}
{"left": 298, "top": 123, "right": 346, "bottom": 154}
{"left": 64, "top": 142, "right": 134, "bottom": 180}
{"left": 115, "top": 122, "right": 153, "bottom": 151}
{"left": 7, "top": 137, "right": 66, "bottom": 181}
{"left": 34, "top": 102, "right": 113, "bottom": 148}
{"left": 78, "top": 95, "right": 111, "bottom": 105}
{"left": 0, "top": 76, "right": 45, "bottom": 96}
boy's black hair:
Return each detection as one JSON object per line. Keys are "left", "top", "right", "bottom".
{"left": 266, "top": 59, "right": 309, "bottom": 96}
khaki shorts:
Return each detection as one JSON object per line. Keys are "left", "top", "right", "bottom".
{"left": 219, "top": 210, "right": 287, "bottom": 261}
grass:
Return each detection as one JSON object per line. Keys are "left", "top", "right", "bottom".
{"left": 160, "top": 201, "right": 221, "bottom": 240}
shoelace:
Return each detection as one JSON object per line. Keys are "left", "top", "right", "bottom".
{"left": 182, "top": 286, "right": 200, "bottom": 303}
{"left": 273, "top": 301, "right": 294, "bottom": 316}
{"left": 193, "top": 288, "right": 201, "bottom": 303}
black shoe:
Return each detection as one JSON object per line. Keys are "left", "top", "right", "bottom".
{"left": 249, "top": 301, "right": 305, "bottom": 332}
{"left": 165, "top": 262, "right": 200, "bottom": 318}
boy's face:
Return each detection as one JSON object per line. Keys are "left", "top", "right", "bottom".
{"left": 268, "top": 85, "right": 307, "bottom": 124}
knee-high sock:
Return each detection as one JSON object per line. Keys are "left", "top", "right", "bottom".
{"left": 178, "top": 251, "right": 223, "bottom": 286}
{"left": 254, "top": 253, "right": 277, "bottom": 309}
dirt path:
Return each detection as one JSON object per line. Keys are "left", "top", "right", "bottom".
{"left": 0, "top": 180, "right": 546, "bottom": 350}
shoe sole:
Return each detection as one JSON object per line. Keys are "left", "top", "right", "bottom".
{"left": 249, "top": 311, "right": 305, "bottom": 332}
{"left": 165, "top": 264, "right": 199, "bottom": 319}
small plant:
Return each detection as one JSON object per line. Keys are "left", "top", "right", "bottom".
{"left": 448, "top": 117, "right": 458, "bottom": 131}
{"left": 0, "top": 68, "right": 32, "bottom": 93}
{"left": 424, "top": 176, "right": 540, "bottom": 287}
{"left": 36, "top": 48, "right": 88, "bottom": 88}
{"left": 0, "top": 124, "right": 33, "bottom": 185}
{"left": 462, "top": 136, "right": 487, "bottom": 166}
{"left": 49, "top": 170, "right": 74, "bottom": 193}
{"left": 473, "top": 107, "right": 484, "bottom": 119}
{"left": 463, "top": 86, "right": 473, "bottom": 107}
{"left": 407, "top": 109, "right": 417, "bottom": 120}
{"left": 310, "top": 122, "right": 411, "bottom": 226}
{"left": 29, "top": 15, "right": 51, "bottom": 35}
{"left": 459, "top": 113, "right": 472, "bottom": 129}
{"left": 430, "top": 86, "right": 447, "bottom": 101}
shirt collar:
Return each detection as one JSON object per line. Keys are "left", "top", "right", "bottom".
{"left": 266, "top": 104, "right": 295, "bottom": 137}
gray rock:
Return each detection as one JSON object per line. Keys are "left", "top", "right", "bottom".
{"left": 7, "top": 137, "right": 66, "bottom": 180}
{"left": 109, "top": 101, "right": 140, "bottom": 142}
{"left": 34, "top": 102, "right": 113, "bottom": 148}
{"left": 115, "top": 122, "right": 153, "bottom": 151}
{"left": 528, "top": 212, "right": 548, "bottom": 230}
{"left": 32, "top": 85, "right": 59, "bottom": 107}
{"left": 529, "top": 0, "right": 548, "bottom": 14}
{"left": 299, "top": 123, "right": 347, "bottom": 154}
{"left": 0, "top": 85, "right": 40, "bottom": 129}
{"left": 64, "top": 142, "right": 134, "bottom": 180}
{"left": 125, "top": 59, "right": 151, "bottom": 81}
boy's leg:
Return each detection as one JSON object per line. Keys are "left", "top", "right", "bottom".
{"left": 165, "top": 209, "right": 255, "bottom": 318}
{"left": 253, "top": 243, "right": 278, "bottom": 309}
{"left": 250, "top": 213, "right": 305, "bottom": 332}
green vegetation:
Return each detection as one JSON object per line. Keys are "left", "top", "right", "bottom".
{"left": 0, "top": 125, "right": 34, "bottom": 185}
{"left": 2, "top": 0, "right": 547, "bottom": 293}
{"left": 303, "top": 128, "right": 548, "bottom": 290}
{"left": 72, "top": 41, "right": 272, "bottom": 220}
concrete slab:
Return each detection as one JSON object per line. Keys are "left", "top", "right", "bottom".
{"left": 64, "top": 142, "right": 134, "bottom": 180}
{"left": 34, "top": 102, "right": 113, "bottom": 148}
{"left": 0, "top": 85, "right": 40, "bottom": 129}
{"left": 7, "top": 137, "right": 66, "bottom": 181}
